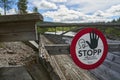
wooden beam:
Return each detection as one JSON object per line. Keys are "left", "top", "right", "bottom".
{"left": 45, "top": 43, "right": 120, "bottom": 55}
{"left": 0, "top": 13, "right": 43, "bottom": 23}
{"left": 45, "top": 44, "right": 70, "bottom": 55}
{"left": 0, "top": 32, "right": 36, "bottom": 41}
{"left": 0, "top": 21, "right": 35, "bottom": 34}
{"left": 23, "top": 41, "right": 39, "bottom": 51}
{"left": 38, "top": 22, "right": 120, "bottom": 28}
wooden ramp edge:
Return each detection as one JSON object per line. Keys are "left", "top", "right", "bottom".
{"left": 39, "top": 35, "right": 98, "bottom": 80}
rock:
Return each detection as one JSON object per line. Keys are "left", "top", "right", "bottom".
{"left": 8, "top": 62, "right": 17, "bottom": 65}
{"left": 7, "top": 49, "right": 15, "bottom": 54}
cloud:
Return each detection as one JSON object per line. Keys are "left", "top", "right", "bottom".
{"left": 43, "top": 5, "right": 114, "bottom": 23}
{"left": 106, "top": 4, "right": 120, "bottom": 16}
{"left": 68, "top": 0, "right": 120, "bottom": 13}
{"left": 43, "top": 5, "right": 85, "bottom": 22}
{"left": 6, "top": 8, "right": 17, "bottom": 15}
{"left": 0, "top": 8, "right": 16, "bottom": 15}
{"left": 31, "top": 0, "right": 58, "bottom": 9}
{"left": 0, "top": 8, "right": 4, "bottom": 14}
{"left": 50, "top": 0, "right": 67, "bottom": 3}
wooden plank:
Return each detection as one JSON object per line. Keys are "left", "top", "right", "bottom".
{"left": 39, "top": 35, "right": 97, "bottom": 80}
{"left": 0, "top": 13, "right": 42, "bottom": 41}
{"left": 38, "top": 22, "right": 120, "bottom": 28}
{"left": 103, "top": 59, "right": 120, "bottom": 73}
{"left": 45, "top": 44, "right": 119, "bottom": 55}
{"left": 106, "top": 52, "right": 115, "bottom": 61}
{"left": 0, "top": 32, "right": 37, "bottom": 41}
{"left": 39, "top": 35, "right": 65, "bottom": 80}
{"left": 108, "top": 43, "right": 120, "bottom": 52}
{"left": 107, "top": 52, "right": 120, "bottom": 64}
{"left": 0, "top": 67, "right": 33, "bottom": 80}
{"left": 25, "top": 64, "right": 51, "bottom": 80}
{"left": 0, "top": 13, "right": 43, "bottom": 23}
{"left": 0, "top": 21, "right": 35, "bottom": 34}
{"left": 112, "top": 52, "right": 120, "bottom": 56}
{"left": 45, "top": 44, "right": 70, "bottom": 55}
{"left": 91, "top": 64, "right": 120, "bottom": 80}
{"left": 90, "top": 69, "right": 109, "bottom": 80}
{"left": 23, "top": 41, "right": 38, "bottom": 51}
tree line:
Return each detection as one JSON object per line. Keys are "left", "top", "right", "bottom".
{"left": 111, "top": 18, "right": 120, "bottom": 23}
{"left": 0, "top": 0, "right": 38, "bottom": 15}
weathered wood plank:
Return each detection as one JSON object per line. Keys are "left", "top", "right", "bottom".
{"left": 0, "top": 32, "right": 36, "bottom": 41}
{"left": 45, "top": 44, "right": 70, "bottom": 55}
{"left": 103, "top": 59, "right": 120, "bottom": 73}
{"left": 0, "top": 21, "right": 35, "bottom": 34}
{"left": 107, "top": 52, "right": 120, "bottom": 64}
{"left": 106, "top": 52, "right": 115, "bottom": 61}
{"left": 0, "top": 13, "right": 43, "bottom": 41}
{"left": 91, "top": 64, "right": 120, "bottom": 80}
{"left": 23, "top": 41, "right": 38, "bottom": 51}
{"left": 108, "top": 43, "right": 120, "bottom": 52}
{"left": 25, "top": 64, "right": 51, "bottom": 80}
{"left": 0, "top": 13, "right": 43, "bottom": 23}
{"left": 0, "top": 67, "right": 33, "bottom": 80}
{"left": 90, "top": 69, "right": 109, "bottom": 80}
{"left": 112, "top": 52, "right": 120, "bottom": 56}
{"left": 39, "top": 35, "right": 64, "bottom": 80}
{"left": 45, "top": 44, "right": 119, "bottom": 55}
{"left": 40, "top": 35, "right": 97, "bottom": 80}
{"left": 38, "top": 22, "right": 120, "bottom": 28}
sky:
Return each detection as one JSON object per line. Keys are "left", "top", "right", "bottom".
{"left": 0, "top": 0, "right": 120, "bottom": 23}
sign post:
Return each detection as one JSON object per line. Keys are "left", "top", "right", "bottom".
{"left": 70, "top": 28, "right": 108, "bottom": 70}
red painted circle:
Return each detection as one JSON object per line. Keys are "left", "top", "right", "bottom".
{"left": 70, "top": 28, "right": 108, "bottom": 70}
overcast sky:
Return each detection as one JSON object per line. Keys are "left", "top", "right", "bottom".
{"left": 0, "top": 0, "right": 120, "bottom": 23}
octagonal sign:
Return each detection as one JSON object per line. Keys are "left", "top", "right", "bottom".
{"left": 70, "top": 28, "right": 108, "bottom": 70}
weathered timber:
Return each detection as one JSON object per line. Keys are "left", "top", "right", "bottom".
{"left": 108, "top": 43, "right": 120, "bottom": 52}
{"left": 39, "top": 35, "right": 63, "bottom": 80}
{"left": 0, "top": 13, "right": 43, "bottom": 41}
{"left": 39, "top": 35, "right": 97, "bottom": 80}
{"left": 0, "top": 13, "right": 43, "bottom": 23}
{"left": 91, "top": 64, "right": 120, "bottom": 80}
{"left": 0, "top": 32, "right": 36, "bottom": 41}
{"left": 103, "top": 59, "right": 120, "bottom": 73}
{"left": 43, "top": 36, "right": 120, "bottom": 80}
{"left": 45, "top": 43, "right": 120, "bottom": 55}
{"left": 90, "top": 51, "right": 120, "bottom": 80}
{"left": 38, "top": 22, "right": 120, "bottom": 28}
{"left": 25, "top": 63, "right": 51, "bottom": 80}
{"left": 45, "top": 44, "right": 70, "bottom": 55}
{"left": 23, "top": 41, "right": 39, "bottom": 51}
{"left": 0, "top": 67, "right": 33, "bottom": 80}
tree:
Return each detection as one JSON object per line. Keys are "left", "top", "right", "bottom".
{"left": 17, "top": 0, "right": 27, "bottom": 14}
{"left": 117, "top": 17, "right": 120, "bottom": 22}
{"left": 33, "top": 7, "right": 39, "bottom": 13}
{"left": 0, "top": 0, "right": 14, "bottom": 15}
{"left": 111, "top": 19, "right": 116, "bottom": 23}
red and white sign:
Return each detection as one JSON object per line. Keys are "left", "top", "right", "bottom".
{"left": 70, "top": 28, "right": 108, "bottom": 70}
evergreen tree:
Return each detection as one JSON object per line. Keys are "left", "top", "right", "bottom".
{"left": 111, "top": 19, "right": 116, "bottom": 23}
{"left": 117, "top": 18, "right": 120, "bottom": 22}
{"left": 33, "top": 7, "right": 39, "bottom": 13}
{"left": 0, "top": 0, "right": 14, "bottom": 15}
{"left": 17, "top": 0, "right": 27, "bottom": 14}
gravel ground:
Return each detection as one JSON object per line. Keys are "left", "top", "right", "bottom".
{"left": 0, "top": 42, "right": 36, "bottom": 67}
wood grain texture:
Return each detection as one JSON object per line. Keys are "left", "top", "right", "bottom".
{"left": 0, "top": 32, "right": 37, "bottom": 41}
{"left": 0, "top": 13, "right": 43, "bottom": 23}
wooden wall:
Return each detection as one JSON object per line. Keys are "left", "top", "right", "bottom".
{"left": 0, "top": 13, "right": 43, "bottom": 41}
